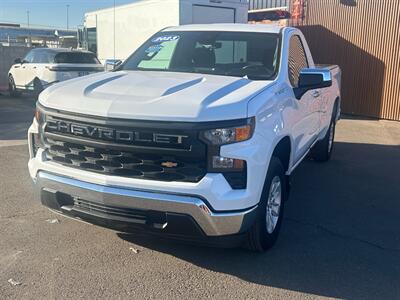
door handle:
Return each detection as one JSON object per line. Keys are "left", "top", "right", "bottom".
{"left": 33, "top": 66, "right": 37, "bottom": 69}
{"left": 312, "top": 90, "right": 320, "bottom": 98}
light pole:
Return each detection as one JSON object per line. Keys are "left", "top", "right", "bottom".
{"left": 66, "top": 4, "right": 70, "bottom": 30}
{"left": 27, "top": 10, "right": 31, "bottom": 45}
{"left": 113, "top": 0, "right": 116, "bottom": 60}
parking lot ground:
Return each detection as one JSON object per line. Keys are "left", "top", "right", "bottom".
{"left": 1, "top": 94, "right": 400, "bottom": 299}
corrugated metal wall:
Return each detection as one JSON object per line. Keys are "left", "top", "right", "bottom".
{"left": 249, "top": 0, "right": 289, "bottom": 10}
{"left": 296, "top": 0, "right": 400, "bottom": 121}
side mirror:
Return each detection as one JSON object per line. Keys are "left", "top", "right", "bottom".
{"left": 104, "top": 59, "right": 122, "bottom": 71}
{"left": 14, "top": 58, "right": 22, "bottom": 64}
{"left": 294, "top": 68, "right": 332, "bottom": 99}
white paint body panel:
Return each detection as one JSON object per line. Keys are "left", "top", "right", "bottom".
{"left": 39, "top": 70, "right": 272, "bottom": 122}
{"left": 29, "top": 25, "right": 341, "bottom": 212}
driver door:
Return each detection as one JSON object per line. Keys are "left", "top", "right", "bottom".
{"left": 22, "top": 51, "right": 37, "bottom": 90}
{"left": 289, "top": 35, "right": 321, "bottom": 163}
{"left": 11, "top": 58, "right": 27, "bottom": 89}
{"left": 15, "top": 51, "right": 34, "bottom": 89}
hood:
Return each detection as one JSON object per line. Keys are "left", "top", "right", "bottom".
{"left": 39, "top": 70, "right": 273, "bottom": 122}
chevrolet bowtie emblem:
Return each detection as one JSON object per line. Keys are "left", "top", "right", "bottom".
{"left": 161, "top": 161, "right": 178, "bottom": 168}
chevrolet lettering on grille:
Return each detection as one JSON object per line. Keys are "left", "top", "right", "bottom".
{"left": 46, "top": 119, "right": 189, "bottom": 146}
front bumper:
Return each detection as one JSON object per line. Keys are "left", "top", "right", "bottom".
{"left": 35, "top": 172, "right": 258, "bottom": 238}
{"left": 28, "top": 112, "right": 271, "bottom": 212}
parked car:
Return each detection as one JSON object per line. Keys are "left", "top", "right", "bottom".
{"left": 8, "top": 48, "right": 104, "bottom": 97}
{"left": 28, "top": 24, "right": 341, "bottom": 251}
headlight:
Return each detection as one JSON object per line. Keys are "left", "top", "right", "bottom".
{"left": 35, "top": 107, "right": 41, "bottom": 122}
{"left": 32, "top": 107, "right": 45, "bottom": 156}
{"left": 200, "top": 118, "right": 254, "bottom": 189}
{"left": 34, "top": 107, "right": 45, "bottom": 124}
{"left": 201, "top": 118, "right": 255, "bottom": 146}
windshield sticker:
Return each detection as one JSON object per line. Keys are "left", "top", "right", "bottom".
{"left": 151, "top": 35, "right": 180, "bottom": 43}
{"left": 145, "top": 44, "right": 164, "bottom": 54}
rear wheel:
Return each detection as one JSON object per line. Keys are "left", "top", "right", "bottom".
{"left": 8, "top": 75, "right": 20, "bottom": 97}
{"left": 246, "top": 157, "right": 287, "bottom": 252}
{"left": 311, "top": 119, "right": 336, "bottom": 162}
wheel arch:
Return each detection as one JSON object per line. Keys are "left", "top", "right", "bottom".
{"left": 271, "top": 136, "right": 292, "bottom": 174}
{"left": 33, "top": 77, "right": 41, "bottom": 84}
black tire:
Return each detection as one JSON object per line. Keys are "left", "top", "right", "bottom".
{"left": 311, "top": 119, "right": 336, "bottom": 162}
{"left": 33, "top": 78, "right": 43, "bottom": 99}
{"left": 8, "top": 75, "right": 20, "bottom": 97}
{"left": 246, "top": 157, "right": 287, "bottom": 252}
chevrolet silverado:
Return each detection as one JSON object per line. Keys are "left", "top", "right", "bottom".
{"left": 28, "top": 24, "right": 341, "bottom": 251}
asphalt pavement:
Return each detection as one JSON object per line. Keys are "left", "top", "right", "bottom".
{"left": 1, "top": 93, "right": 400, "bottom": 299}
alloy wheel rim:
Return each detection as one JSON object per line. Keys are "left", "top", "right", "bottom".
{"left": 266, "top": 176, "right": 282, "bottom": 234}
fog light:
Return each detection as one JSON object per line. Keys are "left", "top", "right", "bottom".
{"left": 34, "top": 133, "right": 44, "bottom": 147}
{"left": 212, "top": 156, "right": 245, "bottom": 170}
{"left": 31, "top": 133, "right": 44, "bottom": 157}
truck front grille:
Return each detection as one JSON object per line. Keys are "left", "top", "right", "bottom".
{"left": 44, "top": 138, "right": 207, "bottom": 182}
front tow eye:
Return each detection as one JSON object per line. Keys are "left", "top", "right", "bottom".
{"left": 146, "top": 211, "right": 168, "bottom": 229}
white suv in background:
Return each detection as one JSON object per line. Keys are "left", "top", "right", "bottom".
{"left": 8, "top": 48, "right": 104, "bottom": 97}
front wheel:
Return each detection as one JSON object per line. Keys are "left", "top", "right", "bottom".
{"left": 8, "top": 75, "right": 20, "bottom": 97}
{"left": 246, "top": 157, "right": 287, "bottom": 252}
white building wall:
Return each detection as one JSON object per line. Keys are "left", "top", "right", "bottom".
{"left": 92, "top": 0, "right": 180, "bottom": 62}
{"left": 85, "top": 0, "right": 249, "bottom": 62}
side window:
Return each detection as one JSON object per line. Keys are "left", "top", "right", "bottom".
{"left": 32, "top": 52, "right": 42, "bottom": 63}
{"left": 23, "top": 51, "right": 35, "bottom": 63}
{"left": 288, "top": 35, "right": 308, "bottom": 87}
{"left": 214, "top": 40, "right": 247, "bottom": 64}
{"left": 35, "top": 52, "right": 50, "bottom": 63}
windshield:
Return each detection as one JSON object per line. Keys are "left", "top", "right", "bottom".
{"left": 54, "top": 52, "right": 100, "bottom": 64}
{"left": 122, "top": 31, "right": 280, "bottom": 80}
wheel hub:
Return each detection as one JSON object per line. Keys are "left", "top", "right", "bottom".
{"left": 266, "top": 176, "right": 282, "bottom": 234}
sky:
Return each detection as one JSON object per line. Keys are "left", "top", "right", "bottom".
{"left": 0, "top": 0, "right": 136, "bottom": 30}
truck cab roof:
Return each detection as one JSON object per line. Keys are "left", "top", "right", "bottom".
{"left": 29, "top": 48, "right": 95, "bottom": 54}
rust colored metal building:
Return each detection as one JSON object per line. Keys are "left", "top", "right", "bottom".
{"left": 249, "top": 0, "right": 400, "bottom": 121}
{"left": 297, "top": 0, "right": 400, "bottom": 121}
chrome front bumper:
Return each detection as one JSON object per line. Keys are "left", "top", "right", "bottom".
{"left": 35, "top": 172, "right": 258, "bottom": 237}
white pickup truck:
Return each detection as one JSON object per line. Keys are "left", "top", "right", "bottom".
{"left": 28, "top": 24, "right": 341, "bottom": 251}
